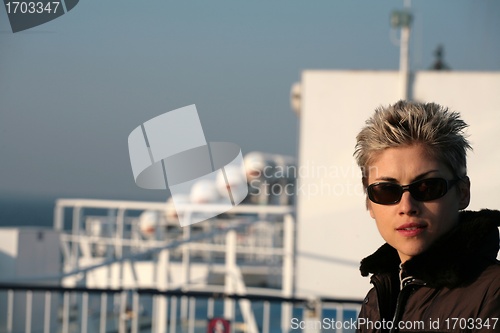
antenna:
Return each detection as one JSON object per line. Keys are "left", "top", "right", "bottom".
{"left": 431, "top": 45, "right": 451, "bottom": 70}
{"left": 391, "top": 0, "right": 412, "bottom": 100}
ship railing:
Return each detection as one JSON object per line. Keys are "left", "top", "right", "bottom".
{"left": 47, "top": 198, "right": 296, "bottom": 331}
{"left": 54, "top": 199, "right": 290, "bottom": 268}
{"left": 52, "top": 199, "right": 293, "bottom": 284}
{"left": 0, "top": 283, "right": 362, "bottom": 333}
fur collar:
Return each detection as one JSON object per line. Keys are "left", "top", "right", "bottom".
{"left": 360, "top": 209, "right": 500, "bottom": 288}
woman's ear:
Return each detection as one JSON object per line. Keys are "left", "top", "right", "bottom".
{"left": 363, "top": 176, "right": 377, "bottom": 218}
{"left": 362, "top": 177, "right": 371, "bottom": 211}
{"left": 366, "top": 199, "right": 376, "bottom": 219}
{"left": 458, "top": 176, "right": 471, "bottom": 210}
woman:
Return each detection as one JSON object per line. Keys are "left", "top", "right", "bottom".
{"left": 354, "top": 101, "right": 500, "bottom": 333}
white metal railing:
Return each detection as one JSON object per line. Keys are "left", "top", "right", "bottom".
{"left": 49, "top": 199, "right": 295, "bottom": 332}
{"left": 0, "top": 198, "right": 365, "bottom": 332}
{"left": 54, "top": 199, "right": 291, "bottom": 263}
{"left": 0, "top": 285, "right": 362, "bottom": 333}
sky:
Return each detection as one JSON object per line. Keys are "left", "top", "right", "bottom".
{"left": 1, "top": 0, "right": 499, "bottom": 203}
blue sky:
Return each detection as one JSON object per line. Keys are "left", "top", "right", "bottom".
{"left": 1, "top": 0, "right": 499, "bottom": 202}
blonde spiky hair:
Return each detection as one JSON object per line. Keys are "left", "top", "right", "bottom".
{"left": 354, "top": 100, "right": 471, "bottom": 185}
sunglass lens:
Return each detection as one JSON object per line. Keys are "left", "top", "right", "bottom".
{"left": 369, "top": 183, "right": 402, "bottom": 204}
{"left": 410, "top": 178, "right": 447, "bottom": 201}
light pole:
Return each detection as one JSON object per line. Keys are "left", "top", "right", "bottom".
{"left": 391, "top": 2, "right": 412, "bottom": 100}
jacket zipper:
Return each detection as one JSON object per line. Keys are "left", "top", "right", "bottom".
{"left": 389, "top": 281, "right": 413, "bottom": 333}
{"left": 371, "top": 274, "right": 426, "bottom": 333}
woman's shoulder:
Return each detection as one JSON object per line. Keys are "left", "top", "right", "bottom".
{"left": 463, "top": 261, "right": 500, "bottom": 315}
{"left": 473, "top": 262, "right": 500, "bottom": 317}
{"left": 475, "top": 261, "right": 500, "bottom": 290}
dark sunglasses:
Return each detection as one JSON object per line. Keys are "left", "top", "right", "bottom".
{"left": 367, "top": 177, "right": 460, "bottom": 205}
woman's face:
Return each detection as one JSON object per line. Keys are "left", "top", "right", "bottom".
{"left": 367, "top": 144, "right": 470, "bottom": 262}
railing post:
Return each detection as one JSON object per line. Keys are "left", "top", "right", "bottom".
{"left": 281, "top": 213, "right": 294, "bottom": 333}
{"left": 119, "top": 291, "right": 127, "bottom": 333}
{"left": 25, "top": 290, "right": 32, "bottom": 333}
{"left": 303, "top": 298, "right": 322, "bottom": 333}
{"left": 106, "top": 209, "right": 116, "bottom": 259}
{"left": 71, "top": 206, "right": 82, "bottom": 270}
{"left": 262, "top": 301, "right": 270, "bottom": 333}
{"left": 131, "top": 291, "right": 140, "bottom": 333}
{"left": 7, "top": 289, "right": 13, "bottom": 333}
{"left": 99, "top": 293, "right": 107, "bottom": 333}
{"left": 43, "top": 291, "right": 51, "bottom": 333}
{"left": 116, "top": 208, "right": 125, "bottom": 288}
{"left": 81, "top": 292, "right": 89, "bottom": 333}
{"left": 224, "top": 229, "right": 237, "bottom": 320}
{"left": 115, "top": 208, "right": 125, "bottom": 258}
{"left": 106, "top": 209, "right": 116, "bottom": 288}
{"left": 336, "top": 303, "right": 344, "bottom": 333}
{"left": 188, "top": 297, "right": 196, "bottom": 333}
{"left": 155, "top": 249, "right": 169, "bottom": 333}
{"left": 169, "top": 296, "right": 178, "bottom": 333}
{"left": 54, "top": 202, "right": 64, "bottom": 231}
{"left": 62, "top": 292, "right": 70, "bottom": 333}
{"left": 181, "top": 224, "right": 191, "bottom": 322}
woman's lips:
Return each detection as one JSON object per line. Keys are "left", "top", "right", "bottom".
{"left": 396, "top": 222, "right": 427, "bottom": 237}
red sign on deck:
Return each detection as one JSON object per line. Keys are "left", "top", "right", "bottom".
{"left": 207, "top": 318, "right": 231, "bottom": 333}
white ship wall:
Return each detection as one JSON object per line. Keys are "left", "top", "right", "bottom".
{"left": 295, "top": 70, "right": 500, "bottom": 299}
{"left": 0, "top": 228, "right": 60, "bottom": 332}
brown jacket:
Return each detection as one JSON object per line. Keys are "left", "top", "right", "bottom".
{"left": 357, "top": 210, "right": 500, "bottom": 333}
